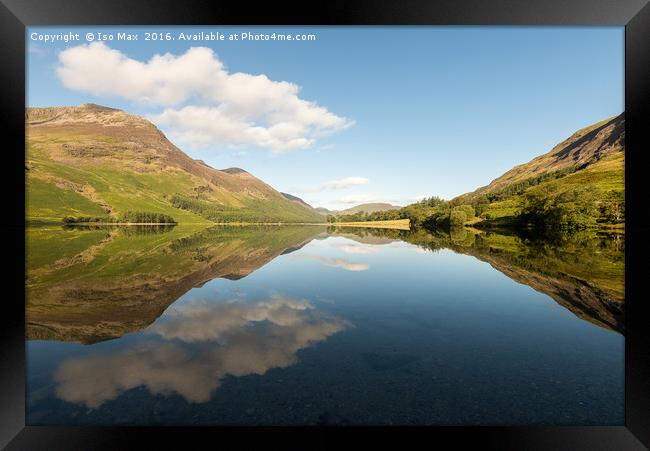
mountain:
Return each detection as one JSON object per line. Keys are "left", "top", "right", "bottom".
{"left": 452, "top": 113, "right": 625, "bottom": 226}
{"left": 280, "top": 192, "right": 315, "bottom": 210}
{"left": 468, "top": 114, "right": 624, "bottom": 197}
{"left": 26, "top": 104, "right": 323, "bottom": 224}
{"left": 314, "top": 207, "right": 333, "bottom": 215}
{"left": 338, "top": 203, "right": 401, "bottom": 215}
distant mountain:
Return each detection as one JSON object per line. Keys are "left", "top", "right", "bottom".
{"left": 314, "top": 207, "right": 333, "bottom": 215}
{"left": 26, "top": 104, "right": 323, "bottom": 224}
{"left": 338, "top": 203, "right": 401, "bottom": 215}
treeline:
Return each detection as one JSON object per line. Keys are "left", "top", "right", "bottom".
{"left": 328, "top": 196, "right": 476, "bottom": 229}
{"left": 62, "top": 211, "right": 176, "bottom": 224}
{"left": 119, "top": 211, "right": 176, "bottom": 223}
{"left": 517, "top": 186, "right": 624, "bottom": 231}
{"left": 171, "top": 194, "right": 278, "bottom": 223}
{"left": 482, "top": 166, "right": 579, "bottom": 202}
{"left": 327, "top": 186, "right": 624, "bottom": 232}
{"left": 170, "top": 194, "right": 314, "bottom": 223}
{"left": 328, "top": 196, "right": 448, "bottom": 226}
{"left": 62, "top": 215, "right": 112, "bottom": 224}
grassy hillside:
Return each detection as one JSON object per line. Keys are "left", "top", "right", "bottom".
{"left": 481, "top": 152, "right": 624, "bottom": 226}
{"left": 360, "top": 114, "right": 625, "bottom": 231}
{"left": 462, "top": 113, "right": 624, "bottom": 198}
{"left": 281, "top": 192, "right": 315, "bottom": 210}
{"left": 453, "top": 113, "right": 625, "bottom": 229}
{"left": 26, "top": 104, "right": 323, "bottom": 224}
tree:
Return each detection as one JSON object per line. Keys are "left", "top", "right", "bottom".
{"left": 455, "top": 204, "right": 475, "bottom": 219}
{"left": 517, "top": 186, "right": 599, "bottom": 230}
{"left": 449, "top": 210, "right": 467, "bottom": 227}
{"left": 472, "top": 195, "right": 490, "bottom": 216}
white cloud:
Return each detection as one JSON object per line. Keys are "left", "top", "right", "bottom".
{"left": 299, "top": 177, "right": 369, "bottom": 194}
{"left": 153, "top": 106, "right": 315, "bottom": 152}
{"left": 55, "top": 42, "right": 352, "bottom": 153}
{"left": 339, "top": 194, "right": 379, "bottom": 204}
{"left": 322, "top": 177, "right": 369, "bottom": 190}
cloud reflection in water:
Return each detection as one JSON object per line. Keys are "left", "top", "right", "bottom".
{"left": 53, "top": 295, "right": 349, "bottom": 408}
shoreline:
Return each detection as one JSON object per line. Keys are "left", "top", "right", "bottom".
{"left": 28, "top": 219, "right": 414, "bottom": 229}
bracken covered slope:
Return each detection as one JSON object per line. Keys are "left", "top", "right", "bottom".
{"left": 26, "top": 104, "right": 323, "bottom": 223}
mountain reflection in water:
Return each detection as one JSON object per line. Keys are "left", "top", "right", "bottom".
{"left": 26, "top": 224, "right": 624, "bottom": 425}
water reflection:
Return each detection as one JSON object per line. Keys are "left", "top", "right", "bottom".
{"left": 26, "top": 225, "right": 625, "bottom": 346}
{"left": 335, "top": 243, "right": 379, "bottom": 254}
{"left": 53, "top": 295, "right": 349, "bottom": 408}
{"left": 26, "top": 224, "right": 625, "bottom": 425}
{"left": 26, "top": 225, "right": 328, "bottom": 343}
{"left": 61, "top": 224, "right": 177, "bottom": 235}
{"left": 298, "top": 254, "right": 370, "bottom": 271}
{"left": 406, "top": 227, "right": 624, "bottom": 333}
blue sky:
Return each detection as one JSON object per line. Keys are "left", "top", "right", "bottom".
{"left": 27, "top": 26, "right": 623, "bottom": 210}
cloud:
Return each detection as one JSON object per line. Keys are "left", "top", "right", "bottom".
{"left": 153, "top": 106, "right": 316, "bottom": 152}
{"left": 322, "top": 177, "right": 369, "bottom": 190}
{"left": 53, "top": 295, "right": 348, "bottom": 408}
{"left": 339, "top": 194, "right": 379, "bottom": 204}
{"left": 337, "top": 244, "right": 378, "bottom": 254}
{"left": 55, "top": 42, "right": 352, "bottom": 152}
{"left": 148, "top": 295, "right": 315, "bottom": 342}
{"left": 299, "top": 255, "right": 369, "bottom": 272}
{"left": 298, "top": 177, "right": 369, "bottom": 194}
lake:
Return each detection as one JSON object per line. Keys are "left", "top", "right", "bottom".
{"left": 26, "top": 224, "right": 625, "bottom": 425}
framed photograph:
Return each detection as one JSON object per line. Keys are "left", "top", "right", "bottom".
{"left": 2, "top": 0, "right": 649, "bottom": 448}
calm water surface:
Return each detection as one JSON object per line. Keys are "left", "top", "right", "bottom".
{"left": 26, "top": 225, "right": 624, "bottom": 425}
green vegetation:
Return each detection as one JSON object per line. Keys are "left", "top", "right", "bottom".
{"left": 327, "top": 113, "right": 624, "bottom": 234}
{"left": 62, "top": 211, "right": 176, "bottom": 224}
{"left": 27, "top": 178, "right": 108, "bottom": 223}
{"left": 170, "top": 194, "right": 322, "bottom": 223}
{"left": 329, "top": 196, "right": 444, "bottom": 227}
{"left": 482, "top": 166, "right": 580, "bottom": 203}
{"left": 27, "top": 223, "right": 326, "bottom": 343}
{"left": 334, "top": 219, "right": 410, "bottom": 230}
{"left": 26, "top": 106, "right": 325, "bottom": 225}
{"left": 330, "top": 151, "right": 624, "bottom": 233}
{"left": 26, "top": 149, "right": 207, "bottom": 224}
{"left": 517, "top": 186, "right": 599, "bottom": 230}
{"left": 511, "top": 154, "right": 624, "bottom": 230}
{"left": 118, "top": 211, "right": 176, "bottom": 224}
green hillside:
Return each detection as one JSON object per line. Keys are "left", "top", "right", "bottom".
{"left": 481, "top": 152, "right": 624, "bottom": 226}
{"left": 26, "top": 104, "right": 324, "bottom": 225}
{"left": 457, "top": 113, "right": 625, "bottom": 229}
{"left": 359, "top": 114, "right": 624, "bottom": 231}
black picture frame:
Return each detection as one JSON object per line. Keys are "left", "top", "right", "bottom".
{"left": 2, "top": 0, "right": 649, "bottom": 449}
